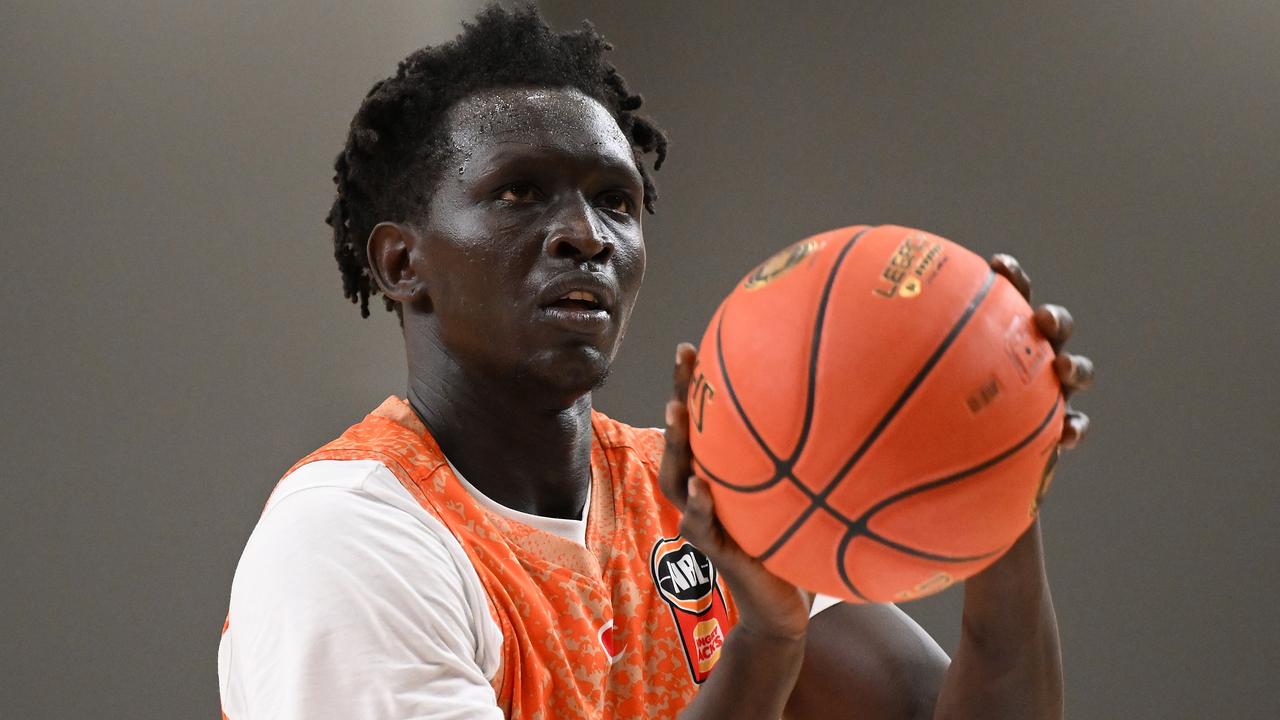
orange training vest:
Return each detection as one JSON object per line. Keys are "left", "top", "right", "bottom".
{"left": 266, "top": 397, "right": 738, "bottom": 718}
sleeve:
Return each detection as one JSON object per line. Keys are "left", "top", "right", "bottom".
{"left": 219, "top": 482, "right": 503, "bottom": 720}
{"left": 809, "top": 593, "right": 844, "bottom": 618}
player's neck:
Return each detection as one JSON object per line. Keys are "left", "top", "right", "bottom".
{"left": 404, "top": 354, "right": 593, "bottom": 521}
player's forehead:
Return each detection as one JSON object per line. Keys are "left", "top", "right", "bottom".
{"left": 444, "top": 86, "right": 638, "bottom": 176}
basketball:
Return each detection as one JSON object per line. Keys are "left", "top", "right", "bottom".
{"left": 687, "top": 225, "right": 1065, "bottom": 603}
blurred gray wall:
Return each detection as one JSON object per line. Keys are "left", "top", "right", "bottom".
{"left": 0, "top": 2, "right": 483, "bottom": 717}
{"left": 3, "top": 1, "right": 1278, "bottom": 717}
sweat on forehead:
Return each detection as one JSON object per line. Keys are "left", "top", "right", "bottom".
{"left": 444, "top": 87, "right": 632, "bottom": 158}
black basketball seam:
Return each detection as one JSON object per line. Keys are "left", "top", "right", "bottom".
{"left": 856, "top": 395, "right": 1062, "bottom": 525}
{"left": 703, "top": 239, "right": 1051, "bottom": 601}
{"left": 759, "top": 268, "right": 999, "bottom": 562}
{"left": 691, "top": 456, "right": 736, "bottom": 489}
{"left": 713, "top": 305, "right": 783, "bottom": 464}
{"left": 699, "top": 227, "right": 869, "bottom": 492}
{"left": 832, "top": 394, "right": 1062, "bottom": 597}
{"left": 755, "top": 503, "right": 821, "bottom": 562}
{"left": 818, "top": 269, "right": 999, "bottom": 501}
{"left": 834, "top": 525, "right": 872, "bottom": 602}
{"left": 860, "top": 528, "right": 1006, "bottom": 564}
{"left": 789, "top": 227, "right": 873, "bottom": 465}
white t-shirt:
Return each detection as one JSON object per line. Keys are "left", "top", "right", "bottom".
{"left": 218, "top": 458, "right": 851, "bottom": 719}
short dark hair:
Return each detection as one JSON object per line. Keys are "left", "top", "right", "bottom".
{"left": 326, "top": 4, "right": 668, "bottom": 319}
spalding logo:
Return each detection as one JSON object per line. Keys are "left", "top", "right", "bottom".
{"left": 743, "top": 239, "right": 823, "bottom": 291}
{"left": 687, "top": 367, "right": 716, "bottom": 434}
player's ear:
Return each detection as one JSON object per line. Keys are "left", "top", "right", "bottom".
{"left": 367, "top": 221, "right": 431, "bottom": 310}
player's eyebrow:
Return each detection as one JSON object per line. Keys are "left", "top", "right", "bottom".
{"left": 471, "top": 142, "right": 642, "bottom": 186}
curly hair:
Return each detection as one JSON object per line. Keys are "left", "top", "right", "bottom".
{"left": 325, "top": 4, "right": 668, "bottom": 319}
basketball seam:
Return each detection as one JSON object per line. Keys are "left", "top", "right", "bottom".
{"left": 855, "top": 395, "right": 1062, "bottom": 527}
{"left": 756, "top": 267, "right": 999, "bottom": 563}
{"left": 790, "top": 228, "right": 873, "bottom": 469}
{"left": 833, "top": 395, "right": 1061, "bottom": 600}
{"left": 701, "top": 227, "right": 870, "bottom": 490}
{"left": 860, "top": 527, "right": 1005, "bottom": 564}
{"left": 701, "top": 235, "right": 1056, "bottom": 603}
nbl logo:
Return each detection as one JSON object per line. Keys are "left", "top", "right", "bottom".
{"left": 650, "top": 536, "right": 732, "bottom": 683}
{"left": 653, "top": 543, "right": 716, "bottom": 612}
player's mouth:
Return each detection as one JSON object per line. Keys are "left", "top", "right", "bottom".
{"left": 537, "top": 274, "right": 617, "bottom": 335}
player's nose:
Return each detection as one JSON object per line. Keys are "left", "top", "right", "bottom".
{"left": 544, "top": 195, "right": 612, "bottom": 263}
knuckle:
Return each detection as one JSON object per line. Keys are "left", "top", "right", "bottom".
{"left": 1054, "top": 354, "right": 1073, "bottom": 376}
{"left": 1078, "top": 356, "right": 1095, "bottom": 378}
{"left": 1051, "top": 304, "right": 1074, "bottom": 327}
{"left": 1036, "top": 305, "right": 1056, "bottom": 327}
{"left": 1073, "top": 366, "right": 1091, "bottom": 386}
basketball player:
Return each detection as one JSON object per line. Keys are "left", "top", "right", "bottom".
{"left": 218, "top": 7, "right": 1092, "bottom": 719}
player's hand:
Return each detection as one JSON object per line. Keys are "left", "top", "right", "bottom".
{"left": 659, "top": 343, "right": 813, "bottom": 641}
{"left": 990, "top": 254, "right": 1093, "bottom": 449}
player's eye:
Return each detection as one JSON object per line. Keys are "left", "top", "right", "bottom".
{"left": 497, "top": 183, "right": 541, "bottom": 204}
{"left": 597, "top": 190, "right": 634, "bottom": 215}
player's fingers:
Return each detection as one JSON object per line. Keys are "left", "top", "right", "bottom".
{"left": 1059, "top": 410, "right": 1090, "bottom": 449}
{"left": 672, "top": 342, "right": 698, "bottom": 402}
{"left": 679, "top": 476, "right": 718, "bottom": 551}
{"left": 1054, "top": 353, "right": 1094, "bottom": 396}
{"left": 659, "top": 400, "right": 692, "bottom": 508}
{"left": 659, "top": 344, "right": 699, "bottom": 508}
{"left": 990, "top": 253, "right": 1032, "bottom": 301}
{"left": 1034, "top": 304, "right": 1074, "bottom": 352}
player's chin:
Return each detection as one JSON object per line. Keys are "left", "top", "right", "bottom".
{"left": 517, "top": 344, "right": 614, "bottom": 406}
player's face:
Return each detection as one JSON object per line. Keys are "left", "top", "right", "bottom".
{"left": 415, "top": 87, "right": 646, "bottom": 404}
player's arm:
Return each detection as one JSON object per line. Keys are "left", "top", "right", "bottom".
{"left": 782, "top": 520, "right": 1060, "bottom": 720}
{"left": 781, "top": 602, "right": 947, "bottom": 718}
{"left": 926, "top": 255, "right": 1090, "bottom": 720}
{"left": 788, "top": 255, "right": 1091, "bottom": 720}
{"left": 783, "top": 524, "right": 1062, "bottom": 720}
{"left": 930, "top": 517, "right": 1061, "bottom": 719}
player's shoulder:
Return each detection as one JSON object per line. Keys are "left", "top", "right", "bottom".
{"left": 224, "top": 460, "right": 505, "bottom": 717}
{"left": 590, "top": 410, "right": 665, "bottom": 468}
{"left": 244, "top": 459, "right": 461, "bottom": 584}
{"left": 232, "top": 459, "right": 499, "bottom": 649}
{"left": 265, "top": 458, "right": 387, "bottom": 511}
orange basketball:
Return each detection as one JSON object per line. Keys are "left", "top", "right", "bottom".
{"left": 687, "top": 225, "right": 1064, "bottom": 603}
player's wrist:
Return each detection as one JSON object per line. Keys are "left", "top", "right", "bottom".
{"left": 957, "top": 520, "right": 1056, "bottom": 657}
{"left": 965, "top": 519, "right": 1046, "bottom": 593}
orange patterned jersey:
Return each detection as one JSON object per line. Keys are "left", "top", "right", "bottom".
{"left": 250, "top": 396, "right": 738, "bottom": 718}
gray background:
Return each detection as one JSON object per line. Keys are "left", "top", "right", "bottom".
{"left": 3, "top": 1, "right": 1277, "bottom": 717}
